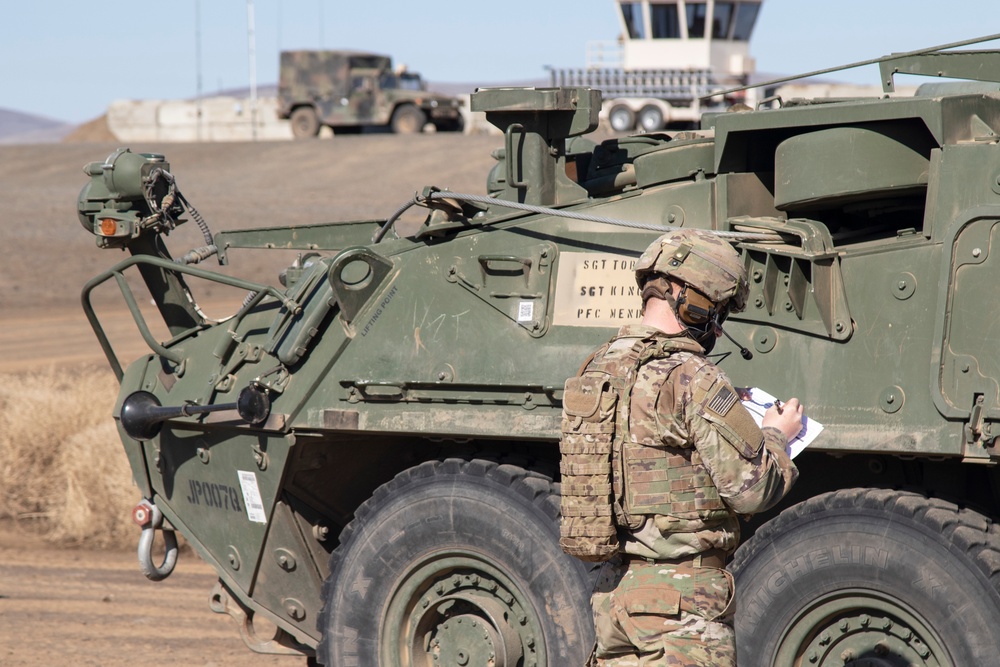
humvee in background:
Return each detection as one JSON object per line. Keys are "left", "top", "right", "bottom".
{"left": 277, "top": 50, "right": 464, "bottom": 137}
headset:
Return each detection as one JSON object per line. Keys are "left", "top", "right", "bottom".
{"left": 674, "top": 285, "right": 730, "bottom": 330}
{"left": 674, "top": 284, "right": 752, "bottom": 360}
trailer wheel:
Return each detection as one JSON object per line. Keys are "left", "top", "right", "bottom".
{"left": 637, "top": 104, "right": 665, "bottom": 132}
{"left": 390, "top": 104, "right": 427, "bottom": 134}
{"left": 316, "top": 458, "right": 594, "bottom": 667}
{"left": 731, "top": 489, "right": 1000, "bottom": 666}
{"left": 290, "top": 106, "right": 321, "bottom": 138}
{"left": 608, "top": 104, "right": 635, "bottom": 132}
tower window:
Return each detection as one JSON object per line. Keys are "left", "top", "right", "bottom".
{"left": 732, "top": 2, "right": 760, "bottom": 41}
{"left": 620, "top": 2, "right": 646, "bottom": 39}
{"left": 713, "top": 2, "right": 734, "bottom": 38}
{"left": 651, "top": 3, "right": 681, "bottom": 38}
{"left": 686, "top": 2, "right": 707, "bottom": 38}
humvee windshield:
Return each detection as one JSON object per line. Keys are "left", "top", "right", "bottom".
{"left": 379, "top": 72, "right": 425, "bottom": 91}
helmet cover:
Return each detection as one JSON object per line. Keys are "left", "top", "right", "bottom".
{"left": 634, "top": 229, "right": 749, "bottom": 312}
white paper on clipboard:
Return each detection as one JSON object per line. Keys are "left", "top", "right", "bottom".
{"left": 736, "top": 387, "right": 823, "bottom": 459}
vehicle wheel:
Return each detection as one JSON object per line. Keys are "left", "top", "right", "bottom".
{"left": 433, "top": 117, "right": 464, "bottom": 133}
{"left": 331, "top": 125, "right": 363, "bottom": 135}
{"left": 289, "top": 106, "right": 321, "bottom": 138}
{"left": 731, "top": 488, "right": 1000, "bottom": 666}
{"left": 607, "top": 104, "right": 635, "bottom": 132}
{"left": 316, "top": 457, "right": 594, "bottom": 667}
{"left": 637, "top": 104, "right": 665, "bottom": 132}
{"left": 390, "top": 104, "right": 427, "bottom": 134}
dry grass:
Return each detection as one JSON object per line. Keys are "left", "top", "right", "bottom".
{"left": 0, "top": 365, "right": 136, "bottom": 548}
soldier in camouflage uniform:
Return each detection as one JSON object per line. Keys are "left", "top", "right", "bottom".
{"left": 575, "top": 229, "right": 803, "bottom": 666}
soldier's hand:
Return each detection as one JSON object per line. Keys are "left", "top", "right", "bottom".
{"left": 763, "top": 397, "right": 804, "bottom": 443}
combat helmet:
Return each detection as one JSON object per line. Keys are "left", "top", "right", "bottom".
{"left": 635, "top": 229, "right": 749, "bottom": 351}
{"left": 635, "top": 229, "right": 748, "bottom": 310}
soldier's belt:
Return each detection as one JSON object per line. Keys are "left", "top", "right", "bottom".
{"left": 623, "top": 548, "right": 727, "bottom": 569}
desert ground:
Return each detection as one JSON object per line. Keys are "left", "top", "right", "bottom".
{"left": 0, "top": 132, "right": 510, "bottom": 665}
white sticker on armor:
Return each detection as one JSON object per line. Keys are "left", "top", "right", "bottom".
{"left": 517, "top": 300, "right": 534, "bottom": 322}
{"left": 238, "top": 470, "right": 267, "bottom": 523}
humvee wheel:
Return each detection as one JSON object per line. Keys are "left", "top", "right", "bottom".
{"left": 732, "top": 489, "right": 1000, "bottom": 666}
{"left": 316, "top": 458, "right": 594, "bottom": 667}
{"left": 433, "top": 117, "right": 464, "bottom": 133}
{"left": 290, "top": 106, "right": 321, "bottom": 138}
{"left": 391, "top": 104, "right": 427, "bottom": 134}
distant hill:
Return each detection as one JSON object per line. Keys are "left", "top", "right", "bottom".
{"left": 0, "top": 108, "right": 75, "bottom": 144}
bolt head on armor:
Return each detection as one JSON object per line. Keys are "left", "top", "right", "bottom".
{"left": 635, "top": 229, "right": 749, "bottom": 312}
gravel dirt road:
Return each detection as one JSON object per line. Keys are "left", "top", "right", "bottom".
{"left": 0, "top": 132, "right": 512, "bottom": 665}
{"left": 0, "top": 520, "right": 298, "bottom": 667}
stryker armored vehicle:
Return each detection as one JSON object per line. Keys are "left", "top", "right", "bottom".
{"left": 79, "top": 37, "right": 1000, "bottom": 667}
{"left": 277, "top": 50, "right": 463, "bottom": 137}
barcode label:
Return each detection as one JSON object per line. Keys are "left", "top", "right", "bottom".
{"left": 517, "top": 301, "right": 534, "bottom": 322}
{"left": 238, "top": 470, "right": 267, "bottom": 524}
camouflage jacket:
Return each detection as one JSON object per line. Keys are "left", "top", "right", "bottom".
{"left": 612, "top": 324, "right": 798, "bottom": 560}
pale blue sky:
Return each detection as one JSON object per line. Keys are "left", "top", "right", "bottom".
{"left": 3, "top": 1, "right": 998, "bottom": 124}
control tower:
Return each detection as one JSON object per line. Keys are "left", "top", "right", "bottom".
{"left": 556, "top": 0, "right": 763, "bottom": 131}
{"left": 610, "top": 0, "right": 760, "bottom": 75}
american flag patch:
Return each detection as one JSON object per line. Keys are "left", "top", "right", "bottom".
{"left": 707, "top": 386, "right": 738, "bottom": 416}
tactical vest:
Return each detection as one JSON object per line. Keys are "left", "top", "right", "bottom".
{"left": 623, "top": 355, "right": 729, "bottom": 524}
{"left": 559, "top": 333, "right": 728, "bottom": 562}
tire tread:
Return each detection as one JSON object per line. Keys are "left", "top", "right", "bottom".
{"left": 732, "top": 488, "right": 1000, "bottom": 596}
{"left": 315, "top": 455, "right": 560, "bottom": 664}
{"left": 732, "top": 488, "right": 1000, "bottom": 664}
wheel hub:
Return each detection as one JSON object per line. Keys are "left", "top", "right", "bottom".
{"left": 429, "top": 612, "right": 500, "bottom": 666}
{"left": 426, "top": 602, "right": 521, "bottom": 667}
{"left": 382, "top": 554, "right": 543, "bottom": 667}
{"left": 779, "top": 590, "right": 945, "bottom": 666}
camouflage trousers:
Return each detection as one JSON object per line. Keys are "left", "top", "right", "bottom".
{"left": 590, "top": 556, "right": 736, "bottom": 667}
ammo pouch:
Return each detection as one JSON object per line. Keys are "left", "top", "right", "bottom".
{"left": 559, "top": 337, "right": 669, "bottom": 562}
{"left": 559, "top": 369, "right": 621, "bottom": 562}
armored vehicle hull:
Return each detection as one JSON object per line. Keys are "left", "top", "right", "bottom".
{"left": 79, "top": 42, "right": 1000, "bottom": 667}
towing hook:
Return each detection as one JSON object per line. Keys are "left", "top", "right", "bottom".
{"left": 133, "top": 499, "right": 179, "bottom": 581}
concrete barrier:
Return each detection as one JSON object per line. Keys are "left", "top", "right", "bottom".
{"left": 108, "top": 97, "right": 293, "bottom": 142}
{"left": 107, "top": 93, "right": 497, "bottom": 142}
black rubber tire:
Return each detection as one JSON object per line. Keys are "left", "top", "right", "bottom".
{"left": 607, "top": 104, "right": 635, "bottom": 132}
{"left": 289, "top": 106, "right": 321, "bottom": 138}
{"left": 331, "top": 125, "right": 363, "bottom": 135}
{"left": 390, "top": 104, "right": 427, "bottom": 134}
{"left": 433, "top": 117, "right": 464, "bottom": 133}
{"left": 637, "top": 104, "right": 665, "bottom": 132}
{"left": 731, "top": 488, "right": 1000, "bottom": 666}
{"left": 316, "top": 458, "right": 594, "bottom": 667}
